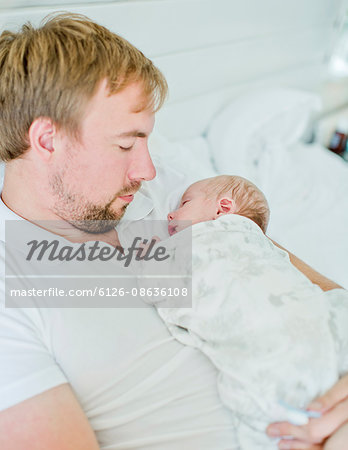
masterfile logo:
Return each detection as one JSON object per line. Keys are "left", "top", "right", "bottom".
{"left": 25, "top": 237, "right": 170, "bottom": 267}
{"left": 4, "top": 219, "right": 192, "bottom": 308}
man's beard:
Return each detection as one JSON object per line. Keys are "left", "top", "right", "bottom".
{"left": 49, "top": 171, "right": 140, "bottom": 234}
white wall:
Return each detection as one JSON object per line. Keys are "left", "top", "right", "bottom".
{"left": 0, "top": 0, "right": 346, "bottom": 139}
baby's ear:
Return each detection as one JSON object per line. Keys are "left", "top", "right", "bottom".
{"left": 215, "top": 197, "right": 236, "bottom": 217}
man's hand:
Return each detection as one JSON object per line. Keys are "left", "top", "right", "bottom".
{"left": 324, "top": 421, "right": 348, "bottom": 449}
{"left": 0, "top": 383, "right": 100, "bottom": 450}
{"left": 266, "top": 374, "right": 348, "bottom": 449}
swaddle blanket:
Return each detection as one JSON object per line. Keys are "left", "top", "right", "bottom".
{"left": 148, "top": 215, "right": 348, "bottom": 449}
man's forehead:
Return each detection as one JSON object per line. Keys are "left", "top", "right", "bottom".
{"left": 84, "top": 79, "right": 154, "bottom": 119}
{"left": 112, "top": 109, "right": 155, "bottom": 138}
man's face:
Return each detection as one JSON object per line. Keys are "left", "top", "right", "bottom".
{"left": 49, "top": 80, "right": 156, "bottom": 233}
{"left": 167, "top": 180, "right": 217, "bottom": 236}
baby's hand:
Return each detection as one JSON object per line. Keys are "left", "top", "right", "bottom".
{"left": 138, "top": 236, "right": 161, "bottom": 258}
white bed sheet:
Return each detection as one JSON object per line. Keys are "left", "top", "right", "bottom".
{"left": 262, "top": 141, "right": 348, "bottom": 289}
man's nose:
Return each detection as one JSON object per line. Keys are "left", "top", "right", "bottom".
{"left": 127, "top": 141, "right": 156, "bottom": 182}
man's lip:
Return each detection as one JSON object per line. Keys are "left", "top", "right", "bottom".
{"left": 118, "top": 194, "right": 134, "bottom": 203}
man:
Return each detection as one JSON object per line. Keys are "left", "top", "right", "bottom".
{"left": 0, "top": 12, "right": 345, "bottom": 450}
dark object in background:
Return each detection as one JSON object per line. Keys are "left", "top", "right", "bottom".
{"left": 328, "top": 119, "right": 348, "bottom": 156}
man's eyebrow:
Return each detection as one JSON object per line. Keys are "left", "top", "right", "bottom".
{"left": 114, "top": 130, "right": 148, "bottom": 138}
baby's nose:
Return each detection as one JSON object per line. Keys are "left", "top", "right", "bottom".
{"left": 167, "top": 211, "right": 174, "bottom": 221}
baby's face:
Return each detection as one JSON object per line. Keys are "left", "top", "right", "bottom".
{"left": 167, "top": 180, "right": 217, "bottom": 236}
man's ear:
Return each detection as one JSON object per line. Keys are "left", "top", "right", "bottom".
{"left": 28, "top": 117, "right": 56, "bottom": 161}
{"left": 215, "top": 197, "right": 236, "bottom": 218}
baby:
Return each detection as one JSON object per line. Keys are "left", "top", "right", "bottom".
{"left": 145, "top": 174, "right": 348, "bottom": 449}
{"left": 167, "top": 174, "right": 270, "bottom": 236}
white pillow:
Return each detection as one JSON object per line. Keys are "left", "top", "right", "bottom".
{"left": 149, "top": 132, "right": 218, "bottom": 184}
{"left": 206, "top": 88, "right": 322, "bottom": 184}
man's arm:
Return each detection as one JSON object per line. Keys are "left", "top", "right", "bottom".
{"left": 0, "top": 384, "right": 99, "bottom": 450}
{"left": 270, "top": 238, "right": 343, "bottom": 292}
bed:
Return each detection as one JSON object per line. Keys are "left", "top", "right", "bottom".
{"left": 0, "top": 0, "right": 347, "bottom": 292}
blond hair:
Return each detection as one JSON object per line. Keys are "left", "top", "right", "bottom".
{"left": 0, "top": 12, "right": 168, "bottom": 161}
{"left": 204, "top": 175, "right": 270, "bottom": 232}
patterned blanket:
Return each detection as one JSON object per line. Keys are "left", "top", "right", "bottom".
{"left": 147, "top": 215, "right": 348, "bottom": 448}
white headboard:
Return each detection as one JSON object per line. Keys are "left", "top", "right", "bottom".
{"left": 0, "top": 0, "right": 346, "bottom": 139}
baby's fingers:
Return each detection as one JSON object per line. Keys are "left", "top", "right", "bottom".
{"left": 138, "top": 236, "right": 161, "bottom": 257}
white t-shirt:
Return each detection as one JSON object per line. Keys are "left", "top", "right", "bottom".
{"left": 0, "top": 161, "right": 238, "bottom": 449}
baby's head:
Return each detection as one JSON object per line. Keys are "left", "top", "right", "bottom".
{"left": 167, "top": 175, "right": 270, "bottom": 236}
